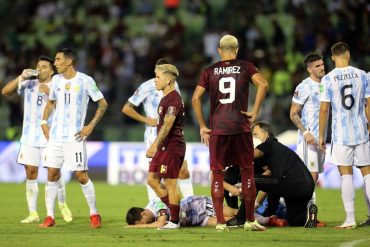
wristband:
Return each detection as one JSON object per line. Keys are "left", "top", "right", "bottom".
{"left": 303, "top": 130, "right": 310, "bottom": 136}
{"left": 40, "top": 120, "right": 48, "bottom": 125}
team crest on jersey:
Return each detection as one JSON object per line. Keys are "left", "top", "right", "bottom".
{"left": 65, "top": 82, "right": 71, "bottom": 91}
{"left": 160, "top": 164, "right": 167, "bottom": 174}
{"left": 158, "top": 106, "right": 163, "bottom": 114}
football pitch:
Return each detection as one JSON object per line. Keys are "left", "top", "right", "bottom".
{"left": 0, "top": 182, "right": 369, "bottom": 247}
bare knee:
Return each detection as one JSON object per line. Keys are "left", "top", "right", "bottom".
{"left": 147, "top": 174, "right": 159, "bottom": 189}
{"left": 47, "top": 168, "right": 61, "bottom": 182}
{"left": 75, "top": 171, "right": 89, "bottom": 184}
{"left": 178, "top": 160, "right": 190, "bottom": 179}
{"left": 25, "top": 165, "right": 38, "bottom": 180}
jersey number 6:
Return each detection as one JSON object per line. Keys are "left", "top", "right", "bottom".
{"left": 340, "top": 84, "right": 354, "bottom": 110}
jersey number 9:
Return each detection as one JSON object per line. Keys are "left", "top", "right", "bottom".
{"left": 219, "top": 77, "right": 235, "bottom": 104}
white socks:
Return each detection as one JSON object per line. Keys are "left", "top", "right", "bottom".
{"left": 341, "top": 174, "right": 355, "bottom": 224}
{"left": 57, "top": 177, "right": 66, "bottom": 204}
{"left": 364, "top": 174, "right": 370, "bottom": 216}
{"left": 178, "top": 178, "right": 194, "bottom": 198}
{"left": 26, "top": 179, "right": 38, "bottom": 212}
{"left": 81, "top": 179, "right": 98, "bottom": 215}
{"left": 309, "top": 191, "right": 316, "bottom": 205}
{"left": 45, "top": 181, "right": 58, "bottom": 219}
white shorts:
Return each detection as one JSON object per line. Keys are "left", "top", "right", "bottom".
{"left": 144, "top": 127, "right": 157, "bottom": 150}
{"left": 17, "top": 144, "right": 45, "bottom": 167}
{"left": 44, "top": 141, "right": 88, "bottom": 171}
{"left": 330, "top": 141, "right": 370, "bottom": 167}
{"left": 296, "top": 141, "right": 325, "bottom": 173}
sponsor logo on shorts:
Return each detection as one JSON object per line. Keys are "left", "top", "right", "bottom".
{"left": 160, "top": 164, "right": 167, "bottom": 174}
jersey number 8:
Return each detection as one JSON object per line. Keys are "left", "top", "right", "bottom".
{"left": 218, "top": 77, "right": 235, "bottom": 104}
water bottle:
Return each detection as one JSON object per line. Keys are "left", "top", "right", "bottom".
{"left": 27, "top": 69, "right": 39, "bottom": 78}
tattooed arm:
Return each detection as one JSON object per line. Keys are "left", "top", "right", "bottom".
{"left": 146, "top": 112, "right": 176, "bottom": 158}
{"left": 290, "top": 102, "right": 315, "bottom": 145}
{"left": 75, "top": 98, "right": 108, "bottom": 141}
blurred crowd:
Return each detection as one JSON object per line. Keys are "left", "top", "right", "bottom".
{"left": 0, "top": 0, "right": 369, "bottom": 141}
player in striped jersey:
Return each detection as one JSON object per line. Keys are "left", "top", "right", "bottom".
{"left": 122, "top": 58, "right": 193, "bottom": 201}
{"left": 319, "top": 42, "right": 370, "bottom": 229}
{"left": 290, "top": 53, "right": 326, "bottom": 215}
{"left": 125, "top": 195, "right": 235, "bottom": 228}
{"left": 39, "top": 48, "right": 108, "bottom": 228}
{"left": 359, "top": 71, "right": 370, "bottom": 227}
{"left": 1, "top": 56, "right": 72, "bottom": 224}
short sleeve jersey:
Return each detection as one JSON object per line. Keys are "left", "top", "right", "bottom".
{"left": 48, "top": 72, "right": 104, "bottom": 142}
{"left": 292, "top": 77, "right": 322, "bottom": 145}
{"left": 128, "top": 79, "right": 181, "bottom": 143}
{"left": 17, "top": 79, "right": 50, "bottom": 147}
{"left": 320, "top": 66, "right": 369, "bottom": 145}
{"left": 197, "top": 59, "right": 258, "bottom": 135}
{"left": 255, "top": 137, "right": 313, "bottom": 184}
{"left": 145, "top": 199, "right": 170, "bottom": 221}
{"left": 157, "top": 90, "right": 185, "bottom": 153}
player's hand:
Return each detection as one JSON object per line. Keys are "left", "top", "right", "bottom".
{"left": 200, "top": 126, "right": 211, "bottom": 146}
{"left": 146, "top": 143, "right": 157, "bottom": 158}
{"left": 39, "top": 83, "right": 50, "bottom": 95}
{"left": 303, "top": 131, "right": 316, "bottom": 145}
{"left": 41, "top": 124, "right": 50, "bottom": 140}
{"left": 229, "top": 185, "right": 241, "bottom": 197}
{"left": 75, "top": 125, "right": 94, "bottom": 142}
{"left": 318, "top": 137, "right": 326, "bottom": 152}
{"left": 20, "top": 69, "right": 33, "bottom": 80}
{"left": 146, "top": 117, "right": 157, "bottom": 127}
{"left": 241, "top": 111, "right": 257, "bottom": 124}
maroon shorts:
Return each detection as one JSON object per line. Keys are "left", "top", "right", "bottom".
{"left": 209, "top": 132, "right": 253, "bottom": 171}
{"left": 149, "top": 150, "right": 185, "bottom": 179}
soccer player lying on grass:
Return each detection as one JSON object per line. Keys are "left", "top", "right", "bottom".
{"left": 125, "top": 195, "right": 236, "bottom": 228}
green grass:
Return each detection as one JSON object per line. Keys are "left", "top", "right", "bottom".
{"left": 0, "top": 182, "right": 370, "bottom": 247}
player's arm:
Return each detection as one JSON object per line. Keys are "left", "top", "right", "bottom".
{"left": 192, "top": 85, "right": 211, "bottom": 146}
{"left": 318, "top": 102, "right": 330, "bottom": 151}
{"left": 2, "top": 77, "right": 20, "bottom": 96}
{"left": 146, "top": 111, "right": 176, "bottom": 158}
{"left": 223, "top": 181, "right": 241, "bottom": 197}
{"left": 41, "top": 99, "right": 56, "bottom": 140}
{"left": 122, "top": 101, "right": 156, "bottom": 126}
{"left": 253, "top": 148, "right": 264, "bottom": 159}
{"left": 241, "top": 73, "right": 268, "bottom": 123}
{"left": 2, "top": 69, "right": 31, "bottom": 96}
{"left": 290, "top": 102, "right": 315, "bottom": 145}
{"left": 255, "top": 191, "right": 267, "bottom": 209}
{"left": 366, "top": 98, "right": 370, "bottom": 133}
{"left": 125, "top": 215, "right": 167, "bottom": 228}
{"left": 75, "top": 98, "right": 108, "bottom": 141}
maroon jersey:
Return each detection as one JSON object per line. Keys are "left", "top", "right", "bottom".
{"left": 197, "top": 59, "right": 259, "bottom": 135}
{"left": 157, "top": 90, "right": 186, "bottom": 153}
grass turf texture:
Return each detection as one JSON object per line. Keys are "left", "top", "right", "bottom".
{"left": 0, "top": 182, "right": 369, "bottom": 247}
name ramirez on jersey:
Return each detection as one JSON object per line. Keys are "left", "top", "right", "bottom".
{"left": 214, "top": 66, "right": 241, "bottom": 75}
